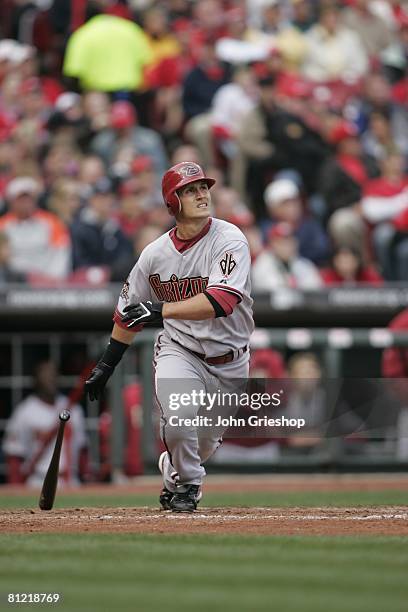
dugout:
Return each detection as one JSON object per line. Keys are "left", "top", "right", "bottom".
{"left": 1, "top": 283, "right": 408, "bottom": 481}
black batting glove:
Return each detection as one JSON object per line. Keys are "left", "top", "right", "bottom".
{"left": 121, "top": 301, "right": 163, "bottom": 328}
{"left": 85, "top": 362, "right": 114, "bottom": 401}
{"left": 85, "top": 338, "right": 129, "bottom": 401}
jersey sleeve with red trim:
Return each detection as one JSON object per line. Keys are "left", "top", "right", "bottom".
{"left": 205, "top": 287, "right": 239, "bottom": 315}
{"left": 207, "top": 239, "right": 251, "bottom": 303}
{"left": 114, "top": 252, "right": 153, "bottom": 330}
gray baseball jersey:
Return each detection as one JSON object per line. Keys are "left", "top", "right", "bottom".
{"left": 115, "top": 217, "right": 254, "bottom": 487}
{"left": 115, "top": 217, "right": 254, "bottom": 354}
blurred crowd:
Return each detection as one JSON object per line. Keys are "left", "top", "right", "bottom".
{"left": 0, "top": 0, "right": 407, "bottom": 289}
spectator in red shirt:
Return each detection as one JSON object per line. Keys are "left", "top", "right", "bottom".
{"left": 319, "top": 120, "right": 377, "bottom": 220}
{"left": 250, "top": 347, "right": 287, "bottom": 378}
{"left": 362, "top": 153, "right": 408, "bottom": 278}
{"left": 90, "top": 100, "right": 168, "bottom": 177}
{"left": 322, "top": 120, "right": 378, "bottom": 259}
{"left": 182, "top": 36, "right": 231, "bottom": 168}
{"left": 140, "top": 6, "right": 185, "bottom": 136}
{"left": 392, "top": 76, "right": 408, "bottom": 106}
{"left": 320, "top": 246, "right": 383, "bottom": 286}
{"left": 382, "top": 308, "right": 408, "bottom": 380}
{"left": 363, "top": 153, "right": 408, "bottom": 224}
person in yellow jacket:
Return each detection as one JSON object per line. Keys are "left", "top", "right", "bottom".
{"left": 63, "top": 12, "right": 153, "bottom": 93}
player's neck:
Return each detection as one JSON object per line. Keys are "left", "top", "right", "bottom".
{"left": 175, "top": 217, "right": 210, "bottom": 240}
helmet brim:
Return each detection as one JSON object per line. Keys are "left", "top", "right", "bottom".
{"left": 175, "top": 177, "right": 216, "bottom": 194}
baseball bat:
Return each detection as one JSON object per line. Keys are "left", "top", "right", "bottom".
{"left": 38, "top": 410, "right": 70, "bottom": 510}
{"left": 38, "top": 364, "right": 94, "bottom": 511}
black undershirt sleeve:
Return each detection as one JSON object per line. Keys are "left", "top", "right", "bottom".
{"left": 203, "top": 290, "right": 227, "bottom": 318}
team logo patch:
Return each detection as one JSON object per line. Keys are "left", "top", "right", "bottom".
{"left": 219, "top": 252, "right": 236, "bottom": 277}
{"left": 149, "top": 274, "right": 208, "bottom": 302}
{"left": 120, "top": 280, "right": 130, "bottom": 302}
{"left": 179, "top": 163, "right": 201, "bottom": 177}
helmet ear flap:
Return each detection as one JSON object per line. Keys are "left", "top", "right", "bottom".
{"left": 166, "top": 192, "right": 181, "bottom": 215}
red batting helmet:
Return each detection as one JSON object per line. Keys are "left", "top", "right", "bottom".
{"left": 161, "top": 162, "right": 216, "bottom": 215}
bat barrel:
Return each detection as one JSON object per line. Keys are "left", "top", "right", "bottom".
{"left": 37, "top": 364, "right": 90, "bottom": 511}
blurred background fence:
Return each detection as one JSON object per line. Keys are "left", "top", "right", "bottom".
{"left": 1, "top": 284, "right": 408, "bottom": 482}
{"left": 1, "top": 0, "right": 408, "bottom": 484}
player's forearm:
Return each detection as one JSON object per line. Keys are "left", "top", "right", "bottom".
{"left": 85, "top": 324, "right": 136, "bottom": 401}
{"left": 162, "top": 293, "right": 215, "bottom": 320}
{"left": 111, "top": 322, "right": 138, "bottom": 344}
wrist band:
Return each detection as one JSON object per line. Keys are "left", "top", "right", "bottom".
{"left": 203, "top": 290, "right": 227, "bottom": 318}
{"left": 100, "top": 338, "right": 129, "bottom": 369}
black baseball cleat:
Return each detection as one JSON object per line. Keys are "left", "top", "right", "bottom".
{"left": 159, "top": 487, "right": 174, "bottom": 510}
{"left": 170, "top": 484, "right": 202, "bottom": 513}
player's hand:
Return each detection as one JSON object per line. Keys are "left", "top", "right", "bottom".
{"left": 121, "top": 301, "right": 163, "bottom": 328}
{"left": 85, "top": 362, "right": 114, "bottom": 401}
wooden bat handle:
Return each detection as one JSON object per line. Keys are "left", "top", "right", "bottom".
{"left": 38, "top": 411, "right": 70, "bottom": 511}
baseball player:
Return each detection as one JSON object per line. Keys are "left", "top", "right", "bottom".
{"left": 85, "top": 162, "right": 254, "bottom": 512}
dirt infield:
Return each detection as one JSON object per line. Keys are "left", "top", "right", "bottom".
{"left": 1, "top": 475, "right": 408, "bottom": 536}
{"left": 2, "top": 506, "right": 408, "bottom": 536}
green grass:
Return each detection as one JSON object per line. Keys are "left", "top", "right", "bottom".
{"left": 1, "top": 489, "right": 407, "bottom": 612}
{"left": 0, "top": 534, "right": 407, "bottom": 612}
{"left": 0, "top": 489, "right": 407, "bottom": 510}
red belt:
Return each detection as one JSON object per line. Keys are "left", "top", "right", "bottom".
{"left": 173, "top": 340, "right": 247, "bottom": 365}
